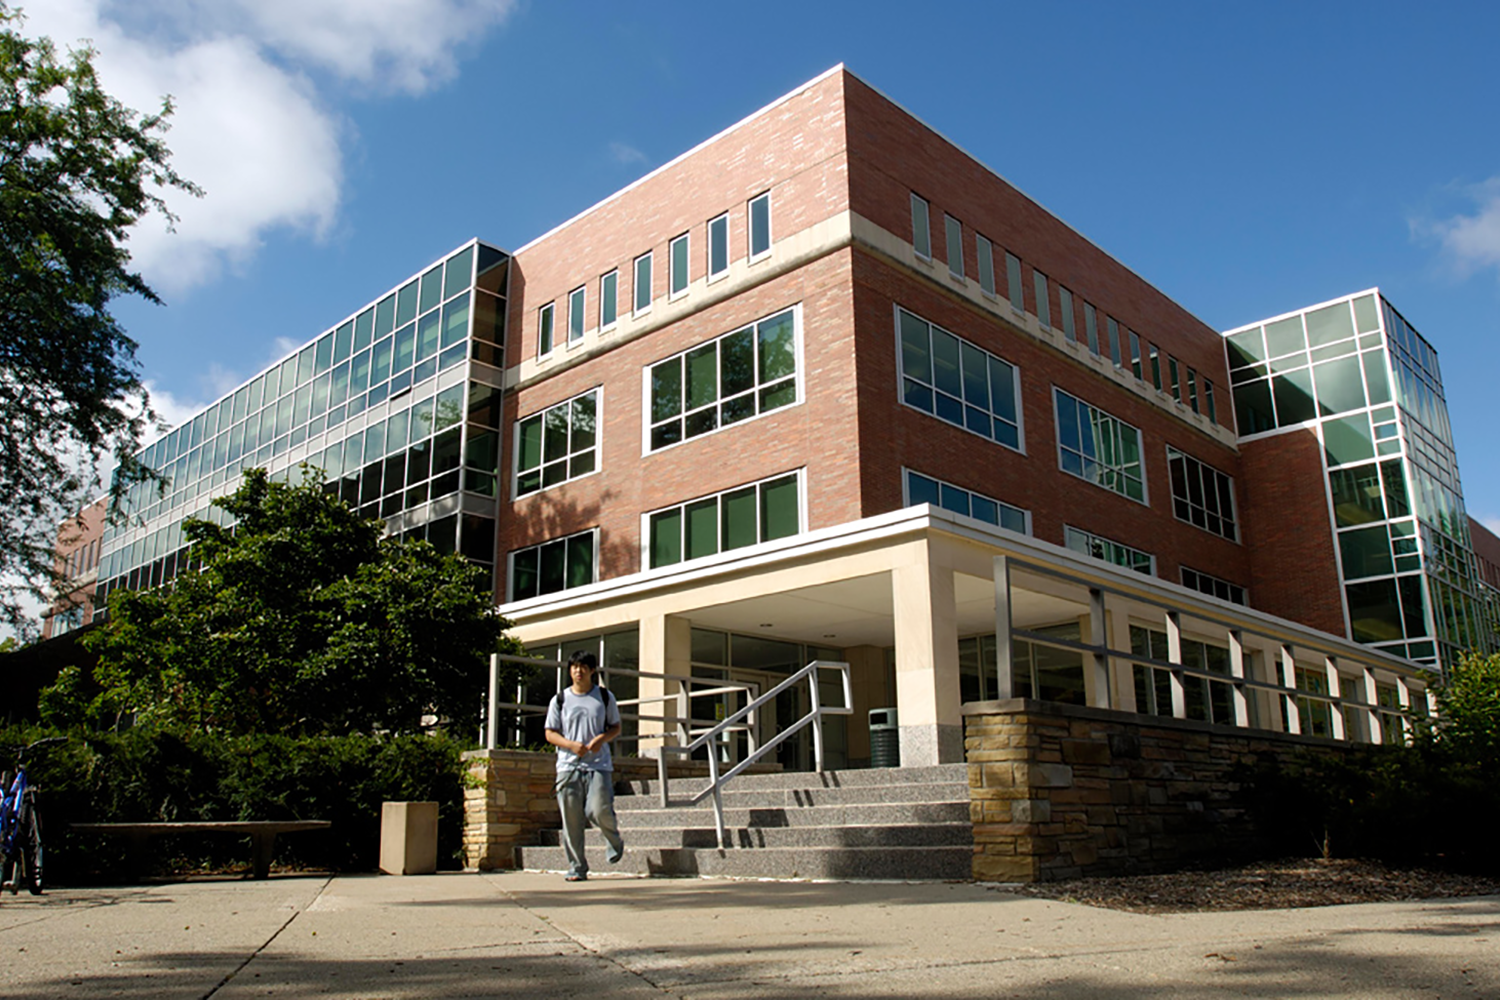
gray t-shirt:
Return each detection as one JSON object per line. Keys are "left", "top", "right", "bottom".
{"left": 545, "top": 686, "right": 620, "bottom": 773}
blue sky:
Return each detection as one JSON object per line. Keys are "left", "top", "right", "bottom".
{"left": 26, "top": 0, "right": 1500, "bottom": 531}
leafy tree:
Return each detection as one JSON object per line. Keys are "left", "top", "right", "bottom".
{"left": 44, "top": 468, "right": 522, "bottom": 736}
{"left": 1433, "top": 651, "right": 1500, "bottom": 758}
{"left": 0, "top": 4, "right": 199, "bottom": 632}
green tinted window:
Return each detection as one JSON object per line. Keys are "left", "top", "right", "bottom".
{"left": 1346, "top": 578, "right": 1402, "bottom": 643}
{"left": 419, "top": 264, "right": 444, "bottom": 315}
{"left": 1381, "top": 460, "right": 1409, "bottom": 518}
{"left": 441, "top": 294, "right": 469, "bottom": 349}
{"left": 1233, "top": 380, "right": 1275, "bottom": 434}
{"left": 1340, "top": 525, "right": 1393, "bottom": 579}
{"left": 444, "top": 247, "right": 473, "bottom": 301}
{"left": 1305, "top": 302, "right": 1355, "bottom": 347}
{"left": 1324, "top": 413, "right": 1375, "bottom": 467}
{"left": 686, "top": 343, "right": 717, "bottom": 411}
{"left": 333, "top": 323, "right": 353, "bottom": 365}
{"left": 386, "top": 409, "right": 410, "bottom": 453}
{"left": 685, "top": 499, "right": 718, "bottom": 561}
{"left": 518, "top": 415, "right": 542, "bottom": 470}
{"left": 1265, "top": 316, "right": 1305, "bottom": 357}
{"left": 1313, "top": 355, "right": 1365, "bottom": 415}
{"left": 650, "top": 509, "right": 682, "bottom": 568}
{"left": 601, "top": 271, "right": 617, "bottom": 327}
{"left": 369, "top": 337, "right": 393, "bottom": 385}
{"left": 758, "top": 310, "right": 796, "bottom": 382}
{"left": 1272, "top": 368, "right": 1316, "bottom": 425}
{"left": 1352, "top": 294, "right": 1379, "bottom": 333}
{"left": 761, "top": 475, "right": 799, "bottom": 540}
{"left": 1329, "top": 464, "right": 1384, "bottom": 527}
{"left": 721, "top": 486, "right": 758, "bottom": 551}
{"left": 416, "top": 311, "right": 441, "bottom": 363}
{"left": 434, "top": 384, "right": 464, "bottom": 432}
{"left": 1226, "top": 328, "right": 1265, "bottom": 367}
{"left": 396, "top": 280, "right": 418, "bottom": 327}
{"left": 899, "top": 311, "right": 931, "bottom": 381}
{"left": 1363, "top": 351, "right": 1391, "bottom": 405}
{"left": 374, "top": 294, "right": 395, "bottom": 339}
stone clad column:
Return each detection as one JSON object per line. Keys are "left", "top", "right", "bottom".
{"left": 892, "top": 539, "right": 962, "bottom": 765}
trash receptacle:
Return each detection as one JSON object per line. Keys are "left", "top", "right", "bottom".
{"left": 380, "top": 801, "right": 438, "bottom": 875}
{"left": 869, "top": 708, "right": 899, "bottom": 769}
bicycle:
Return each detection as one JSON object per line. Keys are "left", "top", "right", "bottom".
{"left": 1, "top": 737, "right": 65, "bottom": 895}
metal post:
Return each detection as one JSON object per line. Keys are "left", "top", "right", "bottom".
{"left": 809, "top": 664, "right": 825, "bottom": 773}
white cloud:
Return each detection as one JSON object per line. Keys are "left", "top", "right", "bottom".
{"left": 1416, "top": 177, "right": 1500, "bottom": 281}
{"left": 20, "top": 0, "right": 517, "bottom": 295}
{"left": 610, "top": 141, "right": 647, "bottom": 166}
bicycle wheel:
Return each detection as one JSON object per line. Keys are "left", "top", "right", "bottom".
{"left": 20, "top": 802, "right": 42, "bottom": 895}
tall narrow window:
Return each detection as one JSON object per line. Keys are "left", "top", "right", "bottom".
{"left": 708, "top": 212, "right": 729, "bottom": 280}
{"left": 600, "top": 270, "right": 618, "bottom": 329}
{"left": 748, "top": 191, "right": 771, "bottom": 260}
{"left": 1204, "top": 379, "right": 1217, "bottom": 423}
{"left": 1006, "top": 253, "right": 1024, "bottom": 312}
{"left": 911, "top": 194, "right": 931, "bottom": 258}
{"left": 945, "top": 215, "right": 964, "bottom": 278}
{"left": 538, "top": 302, "right": 555, "bottom": 357}
{"left": 1129, "top": 332, "right": 1143, "bottom": 380}
{"left": 568, "top": 286, "right": 585, "bottom": 344}
{"left": 1059, "top": 287, "right": 1076, "bottom": 342}
{"left": 1168, "top": 356, "right": 1181, "bottom": 401}
{"left": 1084, "top": 302, "right": 1099, "bottom": 356}
{"left": 976, "top": 235, "right": 995, "bottom": 295}
{"left": 1187, "top": 369, "right": 1200, "bottom": 413}
{"left": 633, "top": 251, "right": 653, "bottom": 314}
{"left": 1107, "top": 317, "right": 1122, "bottom": 367}
{"left": 669, "top": 232, "right": 690, "bottom": 298}
{"left": 1149, "top": 345, "right": 1162, "bottom": 390}
{"left": 1033, "top": 271, "right": 1051, "bottom": 328}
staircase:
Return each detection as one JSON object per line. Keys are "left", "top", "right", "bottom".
{"left": 513, "top": 764, "right": 974, "bottom": 880}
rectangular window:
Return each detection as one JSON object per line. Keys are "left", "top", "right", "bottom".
{"left": 1181, "top": 567, "right": 1247, "bottom": 605}
{"left": 1059, "top": 287, "right": 1076, "bottom": 342}
{"left": 568, "top": 286, "right": 585, "bottom": 344}
{"left": 669, "top": 232, "right": 690, "bottom": 298}
{"left": 1204, "top": 379, "right": 1217, "bottom": 423}
{"left": 976, "top": 235, "right": 995, "bottom": 295}
{"left": 944, "top": 214, "right": 964, "bottom": 278}
{"left": 1084, "top": 302, "right": 1099, "bottom": 355}
{"left": 1065, "top": 526, "right": 1154, "bottom": 575}
{"left": 647, "top": 471, "right": 801, "bottom": 569}
{"left": 708, "top": 212, "right": 729, "bottom": 280}
{"left": 1033, "top": 271, "right": 1051, "bottom": 328}
{"left": 515, "top": 388, "right": 599, "bottom": 496}
{"left": 600, "top": 270, "right": 618, "bottom": 329}
{"left": 911, "top": 193, "right": 931, "bottom": 258}
{"left": 647, "top": 306, "right": 799, "bottom": 452}
{"left": 1054, "top": 388, "right": 1145, "bottom": 502}
{"left": 748, "top": 191, "right": 771, "bottom": 260}
{"left": 897, "top": 306, "right": 1022, "bottom": 450}
{"left": 1129, "top": 332, "right": 1143, "bottom": 380}
{"left": 1006, "top": 253, "right": 1024, "bottom": 312}
{"left": 1167, "top": 446, "right": 1238, "bottom": 540}
{"left": 1149, "top": 344, "right": 1162, "bottom": 390}
{"left": 538, "top": 302, "right": 555, "bottom": 357}
{"left": 1187, "top": 368, "right": 1200, "bottom": 413}
{"left": 510, "top": 529, "right": 596, "bottom": 601}
{"left": 1107, "top": 317, "right": 1122, "bottom": 367}
{"left": 633, "top": 252, "right": 652, "bottom": 314}
{"left": 904, "top": 469, "right": 1029, "bottom": 534}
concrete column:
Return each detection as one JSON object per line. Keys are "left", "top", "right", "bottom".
{"left": 1280, "top": 645, "right": 1301, "bottom": 736}
{"left": 892, "top": 540, "right": 962, "bottom": 765}
{"left": 1165, "top": 611, "right": 1186, "bottom": 719}
{"left": 638, "top": 613, "right": 692, "bottom": 756}
{"left": 1109, "top": 598, "right": 1137, "bottom": 713}
{"left": 1362, "top": 667, "right": 1383, "bottom": 745}
{"left": 1395, "top": 675, "right": 1414, "bottom": 741}
{"left": 1325, "top": 655, "right": 1346, "bottom": 741}
{"left": 1085, "top": 588, "right": 1111, "bottom": 709}
{"left": 1227, "top": 630, "right": 1250, "bottom": 728}
{"left": 992, "top": 556, "right": 1014, "bottom": 700}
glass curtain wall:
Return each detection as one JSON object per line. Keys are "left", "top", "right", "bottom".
{"left": 94, "top": 241, "right": 510, "bottom": 608}
{"left": 1223, "top": 291, "right": 1495, "bottom": 667}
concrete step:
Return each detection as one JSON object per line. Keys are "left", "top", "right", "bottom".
{"left": 600, "top": 800, "right": 972, "bottom": 830}
{"left": 614, "top": 779, "right": 968, "bottom": 811}
{"left": 513, "top": 844, "right": 974, "bottom": 881}
{"left": 619, "top": 763, "right": 968, "bottom": 796}
{"left": 535, "top": 821, "right": 973, "bottom": 851}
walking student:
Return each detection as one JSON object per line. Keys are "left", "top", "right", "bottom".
{"left": 544, "top": 650, "right": 626, "bottom": 881}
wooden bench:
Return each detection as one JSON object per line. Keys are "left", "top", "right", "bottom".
{"left": 71, "top": 821, "right": 331, "bottom": 879}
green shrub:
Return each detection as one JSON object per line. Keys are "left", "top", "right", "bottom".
{"left": 1, "top": 725, "right": 468, "bottom": 884}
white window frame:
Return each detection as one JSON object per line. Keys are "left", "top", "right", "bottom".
{"left": 944, "top": 214, "right": 964, "bottom": 280}
{"left": 902, "top": 467, "right": 1030, "bottom": 535}
{"left": 1166, "top": 445, "right": 1239, "bottom": 541}
{"left": 894, "top": 304, "right": 1024, "bottom": 453}
{"left": 669, "top": 232, "right": 690, "bottom": 300}
{"left": 600, "top": 269, "right": 618, "bottom": 331}
{"left": 507, "top": 528, "right": 599, "bottom": 602}
{"left": 537, "top": 302, "right": 555, "bottom": 358}
{"left": 911, "top": 193, "right": 931, "bottom": 259}
{"left": 747, "top": 191, "right": 772, "bottom": 263}
{"left": 1053, "top": 387, "right": 1147, "bottom": 504}
{"left": 642, "top": 304, "right": 804, "bottom": 456}
{"left": 567, "top": 286, "right": 586, "bottom": 346}
{"left": 1064, "top": 525, "right": 1155, "bottom": 576}
{"left": 641, "top": 468, "right": 806, "bottom": 571}
{"left": 976, "top": 234, "right": 995, "bottom": 296}
{"left": 1181, "top": 565, "right": 1247, "bottom": 605}
{"left": 707, "top": 212, "right": 730, "bottom": 282}
{"left": 633, "top": 251, "right": 653, "bottom": 316}
{"left": 512, "top": 386, "right": 602, "bottom": 498}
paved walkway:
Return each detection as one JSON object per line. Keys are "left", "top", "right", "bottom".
{"left": 0, "top": 871, "right": 1495, "bottom": 998}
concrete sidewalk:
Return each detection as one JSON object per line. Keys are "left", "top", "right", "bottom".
{"left": 0, "top": 871, "right": 1495, "bottom": 998}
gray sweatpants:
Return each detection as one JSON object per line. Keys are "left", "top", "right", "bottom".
{"left": 555, "top": 769, "right": 624, "bottom": 878}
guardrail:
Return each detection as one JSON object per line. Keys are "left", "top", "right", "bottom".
{"left": 655, "top": 660, "right": 853, "bottom": 850}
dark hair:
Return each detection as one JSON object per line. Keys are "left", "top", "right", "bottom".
{"left": 567, "top": 650, "right": 598, "bottom": 671}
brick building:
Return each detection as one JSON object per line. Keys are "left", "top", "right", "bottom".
{"left": 47, "top": 66, "right": 1495, "bottom": 769}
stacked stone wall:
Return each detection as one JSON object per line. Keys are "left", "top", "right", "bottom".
{"left": 965, "top": 700, "right": 1338, "bottom": 882}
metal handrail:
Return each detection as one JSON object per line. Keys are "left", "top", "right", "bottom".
{"left": 482, "top": 654, "right": 759, "bottom": 753}
{"left": 655, "top": 660, "right": 853, "bottom": 850}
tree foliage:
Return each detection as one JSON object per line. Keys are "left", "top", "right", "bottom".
{"left": 0, "top": 4, "right": 199, "bottom": 631}
{"left": 1434, "top": 651, "right": 1500, "bottom": 757}
{"left": 44, "top": 468, "right": 522, "bottom": 737}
